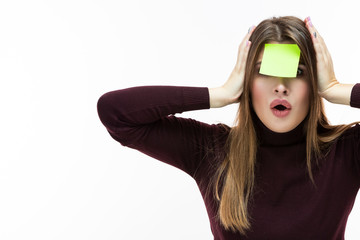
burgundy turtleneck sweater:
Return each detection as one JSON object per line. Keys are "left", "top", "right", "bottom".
{"left": 97, "top": 84, "right": 360, "bottom": 240}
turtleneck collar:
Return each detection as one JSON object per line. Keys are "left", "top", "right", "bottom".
{"left": 252, "top": 111, "right": 307, "bottom": 147}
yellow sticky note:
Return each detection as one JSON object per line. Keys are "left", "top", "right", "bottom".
{"left": 259, "top": 44, "right": 301, "bottom": 78}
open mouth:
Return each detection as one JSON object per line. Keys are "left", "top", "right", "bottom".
{"left": 270, "top": 99, "right": 292, "bottom": 117}
{"left": 273, "top": 104, "right": 288, "bottom": 111}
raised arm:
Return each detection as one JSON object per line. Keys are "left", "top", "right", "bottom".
{"left": 97, "top": 27, "right": 256, "bottom": 177}
{"left": 97, "top": 86, "right": 221, "bottom": 177}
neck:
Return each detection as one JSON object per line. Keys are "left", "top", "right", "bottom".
{"left": 252, "top": 112, "right": 307, "bottom": 146}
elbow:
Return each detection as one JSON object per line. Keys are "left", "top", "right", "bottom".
{"left": 97, "top": 91, "right": 126, "bottom": 132}
{"left": 97, "top": 91, "right": 135, "bottom": 146}
{"left": 97, "top": 92, "right": 114, "bottom": 128}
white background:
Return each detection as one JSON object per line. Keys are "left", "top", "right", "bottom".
{"left": 1, "top": 0, "right": 360, "bottom": 239}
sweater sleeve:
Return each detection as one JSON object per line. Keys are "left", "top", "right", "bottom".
{"left": 350, "top": 83, "right": 360, "bottom": 108}
{"left": 97, "top": 86, "right": 221, "bottom": 178}
{"left": 341, "top": 83, "right": 360, "bottom": 182}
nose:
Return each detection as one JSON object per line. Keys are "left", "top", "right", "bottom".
{"left": 274, "top": 79, "right": 289, "bottom": 96}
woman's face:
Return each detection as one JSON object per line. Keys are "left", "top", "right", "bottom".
{"left": 251, "top": 46, "right": 310, "bottom": 133}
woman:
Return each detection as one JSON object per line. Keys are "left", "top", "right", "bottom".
{"left": 97, "top": 16, "right": 360, "bottom": 239}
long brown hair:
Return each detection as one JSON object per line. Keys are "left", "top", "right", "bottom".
{"left": 208, "top": 16, "right": 356, "bottom": 235}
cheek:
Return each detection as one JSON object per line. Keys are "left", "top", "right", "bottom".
{"left": 251, "top": 79, "right": 267, "bottom": 105}
{"left": 294, "top": 81, "right": 310, "bottom": 112}
{"left": 297, "top": 81, "right": 309, "bottom": 97}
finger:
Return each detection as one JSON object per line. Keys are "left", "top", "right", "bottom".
{"left": 305, "top": 17, "right": 320, "bottom": 42}
{"left": 237, "top": 26, "right": 254, "bottom": 54}
{"left": 237, "top": 40, "right": 252, "bottom": 72}
{"left": 235, "top": 25, "right": 256, "bottom": 70}
{"left": 305, "top": 17, "right": 330, "bottom": 54}
{"left": 310, "top": 25, "right": 329, "bottom": 59}
{"left": 305, "top": 17, "right": 332, "bottom": 64}
{"left": 304, "top": 17, "right": 337, "bottom": 92}
{"left": 305, "top": 17, "right": 327, "bottom": 60}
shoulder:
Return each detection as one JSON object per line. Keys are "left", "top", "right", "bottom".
{"left": 319, "top": 123, "right": 360, "bottom": 142}
{"left": 338, "top": 123, "right": 360, "bottom": 140}
{"left": 327, "top": 123, "right": 360, "bottom": 156}
{"left": 317, "top": 123, "right": 360, "bottom": 157}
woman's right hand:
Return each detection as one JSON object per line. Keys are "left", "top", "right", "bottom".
{"left": 209, "top": 26, "right": 255, "bottom": 108}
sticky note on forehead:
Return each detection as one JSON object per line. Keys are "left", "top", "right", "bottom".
{"left": 259, "top": 44, "right": 301, "bottom": 78}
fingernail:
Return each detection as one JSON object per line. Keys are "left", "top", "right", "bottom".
{"left": 248, "top": 25, "right": 255, "bottom": 33}
{"left": 308, "top": 17, "right": 313, "bottom": 27}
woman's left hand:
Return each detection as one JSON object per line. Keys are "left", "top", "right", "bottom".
{"left": 304, "top": 17, "right": 339, "bottom": 96}
{"left": 304, "top": 17, "right": 354, "bottom": 105}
